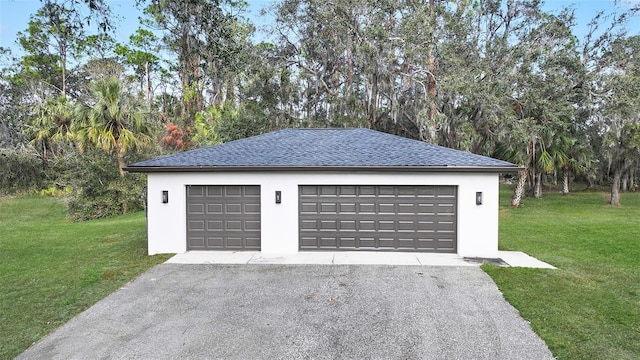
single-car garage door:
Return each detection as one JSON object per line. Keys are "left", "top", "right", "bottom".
{"left": 186, "top": 185, "right": 261, "bottom": 250}
{"left": 299, "top": 185, "right": 456, "bottom": 252}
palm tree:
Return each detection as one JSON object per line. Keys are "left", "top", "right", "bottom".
{"left": 29, "top": 96, "right": 74, "bottom": 165}
{"left": 492, "top": 140, "right": 529, "bottom": 207}
{"left": 74, "top": 77, "right": 153, "bottom": 177}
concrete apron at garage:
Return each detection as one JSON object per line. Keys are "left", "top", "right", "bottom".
{"left": 166, "top": 250, "right": 557, "bottom": 269}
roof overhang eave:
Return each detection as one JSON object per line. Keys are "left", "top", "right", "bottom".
{"left": 124, "top": 165, "right": 524, "bottom": 174}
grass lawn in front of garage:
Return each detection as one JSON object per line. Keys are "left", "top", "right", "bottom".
{"left": 0, "top": 195, "right": 171, "bottom": 360}
{"left": 484, "top": 187, "right": 640, "bottom": 359}
{"left": 3, "top": 188, "right": 640, "bottom": 360}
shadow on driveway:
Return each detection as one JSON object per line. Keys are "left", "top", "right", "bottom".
{"left": 18, "top": 264, "right": 553, "bottom": 359}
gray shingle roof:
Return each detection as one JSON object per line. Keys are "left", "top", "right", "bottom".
{"left": 126, "top": 128, "right": 519, "bottom": 172}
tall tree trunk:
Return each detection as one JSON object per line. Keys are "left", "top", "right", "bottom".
{"left": 346, "top": 27, "right": 353, "bottom": 101}
{"left": 511, "top": 168, "right": 528, "bottom": 207}
{"left": 611, "top": 167, "right": 622, "bottom": 205}
{"left": 586, "top": 173, "right": 596, "bottom": 189}
{"left": 225, "top": 75, "right": 235, "bottom": 105}
{"left": 61, "top": 62, "right": 66, "bottom": 97}
{"left": 534, "top": 171, "right": 543, "bottom": 198}
{"left": 116, "top": 143, "right": 125, "bottom": 178}
{"left": 369, "top": 70, "right": 378, "bottom": 127}
{"left": 562, "top": 166, "right": 570, "bottom": 195}
{"left": 426, "top": 0, "right": 437, "bottom": 143}
{"left": 621, "top": 174, "right": 628, "bottom": 192}
{"left": 60, "top": 41, "right": 67, "bottom": 97}
{"left": 145, "top": 61, "right": 151, "bottom": 111}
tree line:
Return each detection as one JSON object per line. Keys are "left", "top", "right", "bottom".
{"left": 0, "top": 0, "right": 639, "bottom": 218}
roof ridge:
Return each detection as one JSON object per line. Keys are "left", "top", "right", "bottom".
{"left": 287, "top": 127, "right": 365, "bottom": 130}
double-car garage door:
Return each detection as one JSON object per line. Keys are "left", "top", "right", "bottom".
{"left": 186, "top": 185, "right": 457, "bottom": 252}
{"left": 299, "top": 185, "right": 457, "bottom": 252}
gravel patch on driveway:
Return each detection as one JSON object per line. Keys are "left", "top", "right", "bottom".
{"left": 18, "top": 264, "right": 553, "bottom": 360}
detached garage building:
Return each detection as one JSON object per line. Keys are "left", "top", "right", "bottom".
{"left": 125, "top": 128, "right": 519, "bottom": 258}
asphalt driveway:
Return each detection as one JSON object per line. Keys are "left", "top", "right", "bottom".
{"left": 18, "top": 264, "right": 553, "bottom": 359}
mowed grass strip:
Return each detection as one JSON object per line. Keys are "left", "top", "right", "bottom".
{"left": 0, "top": 196, "right": 172, "bottom": 360}
{"left": 484, "top": 187, "right": 640, "bottom": 360}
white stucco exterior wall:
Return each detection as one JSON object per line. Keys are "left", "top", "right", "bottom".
{"left": 145, "top": 171, "right": 500, "bottom": 258}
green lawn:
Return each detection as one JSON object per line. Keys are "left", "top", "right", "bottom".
{"left": 0, "top": 196, "right": 171, "bottom": 360}
{"left": 2, "top": 191, "right": 638, "bottom": 360}
{"left": 484, "top": 187, "right": 640, "bottom": 360}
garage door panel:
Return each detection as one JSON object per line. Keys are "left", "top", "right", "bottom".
{"left": 436, "top": 239, "right": 456, "bottom": 249}
{"left": 206, "top": 220, "right": 223, "bottom": 231}
{"left": 338, "top": 239, "right": 354, "bottom": 248}
{"left": 320, "top": 220, "right": 337, "bottom": 230}
{"left": 300, "top": 186, "right": 316, "bottom": 196}
{"left": 206, "top": 186, "right": 222, "bottom": 197}
{"left": 300, "top": 202, "right": 319, "bottom": 213}
{"left": 189, "top": 186, "right": 205, "bottom": 197}
{"left": 320, "top": 203, "right": 338, "bottom": 213}
{"left": 339, "top": 186, "right": 357, "bottom": 196}
{"left": 225, "top": 237, "right": 245, "bottom": 248}
{"left": 187, "top": 185, "right": 260, "bottom": 250}
{"left": 224, "top": 186, "right": 243, "bottom": 196}
{"left": 188, "top": 203, "right": 205, "bottom": 214}
{"left": 300, "top": 237, "right": 317, "bottom": 248}
{"left": 320, "top": 237, "right": 337, "bottom": 247}
{"left": 379, "top": 221, "right": 395, "bottom": 231}
{"left": 189, "top": 237, "right": 205, "bottom": 248}
{"left": 226, "top": 220, "right": 242, "bottom": 231}
{"left": 378, "top": 186, "right": 395, "bottom": 196}
{"left": 355, "top": 237, "right": 373, "bottom": 247}
{"left": 206, "top": 203, "right": 223, "bottom": 214}
{"left": 417, "top": 221, "right": 435, "bottom": 231}
{"left": 207, "top": 237, "right": 224, "bottom": 248}
{"left": 398, "top": 221, "right": 416, "bottom": 231}
{"left": 245, "top": 237, "right": 260, "bottom": 248}
{"left": 436, "top": 186, "right": 456, "bottom": 196}
{"left": 299, "top": 185, "right": 456, "bottom": 252}
{"left": 397, "top": 203, "right": 417, "bottom": 214}
{"left": 225, "top": 203, "right": 242, "bottom": 213}
{"left": 339, "top": 203, "right": 356, "bottom": 213}
{"left": 320, "top": 186, "right": 338, "bottom": 196}
{"left": 397, "top": 239, "right": 417, "bottom": 248}
{"left": 416, "top": 203, "right": 435, "bottom": 215}
{"left": 434, "top": 221, "right": 456, "bottom": 231}
{"left": 359, "top": 186, "right": 376, "bottom": 196}
{"left": 245, "top": 203, "right": 260, "bottom": 213}
{"left": 301, "top": 219, "right": 318, "bottom": 230}
{"left": 378, "top": 237, "right": 395, "bottom": 246}
{"left": 244, "top": 186, "right": 260, "bottom": 196}
{"left": 246, "top": 220, "right": 260, "bottom": 231}
{"left": 188, "top": 220, "right": 205, "bottom": 231}
{"left": 398, "top": 186, "right": 419, "bottom": 196}
{"left": 339, "top": 220, "right": 356, "bottom": 230}
{"left": 378, "top": 203, "right": 396, "bottom": 213}
{"left": 358, "top": 203, "right": 376, "bottom": 213}
{"left": 359, "top": 220, "right": 376, "bottom": 231}
{"left": 435, "top": 203, "right": 455, "bottom": 212}
{"left": 415, "top": 187, "right": 436, "bottom": 196}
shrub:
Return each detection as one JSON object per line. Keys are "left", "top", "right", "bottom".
{"left": 39, "top": 184, "right": 72, "bottom": 197}
{"left": 0, "top": 147, "right": 45, "bottom": 194}
{"left": 65, "top": 150, "right": 147, "bottom": 221}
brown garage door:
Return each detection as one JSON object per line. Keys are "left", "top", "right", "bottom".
{"left": 186, "top": 185, "right": 260, "bottom": 250}
{"left": 299, "top": 185, "right": 456, "bottom": 252}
